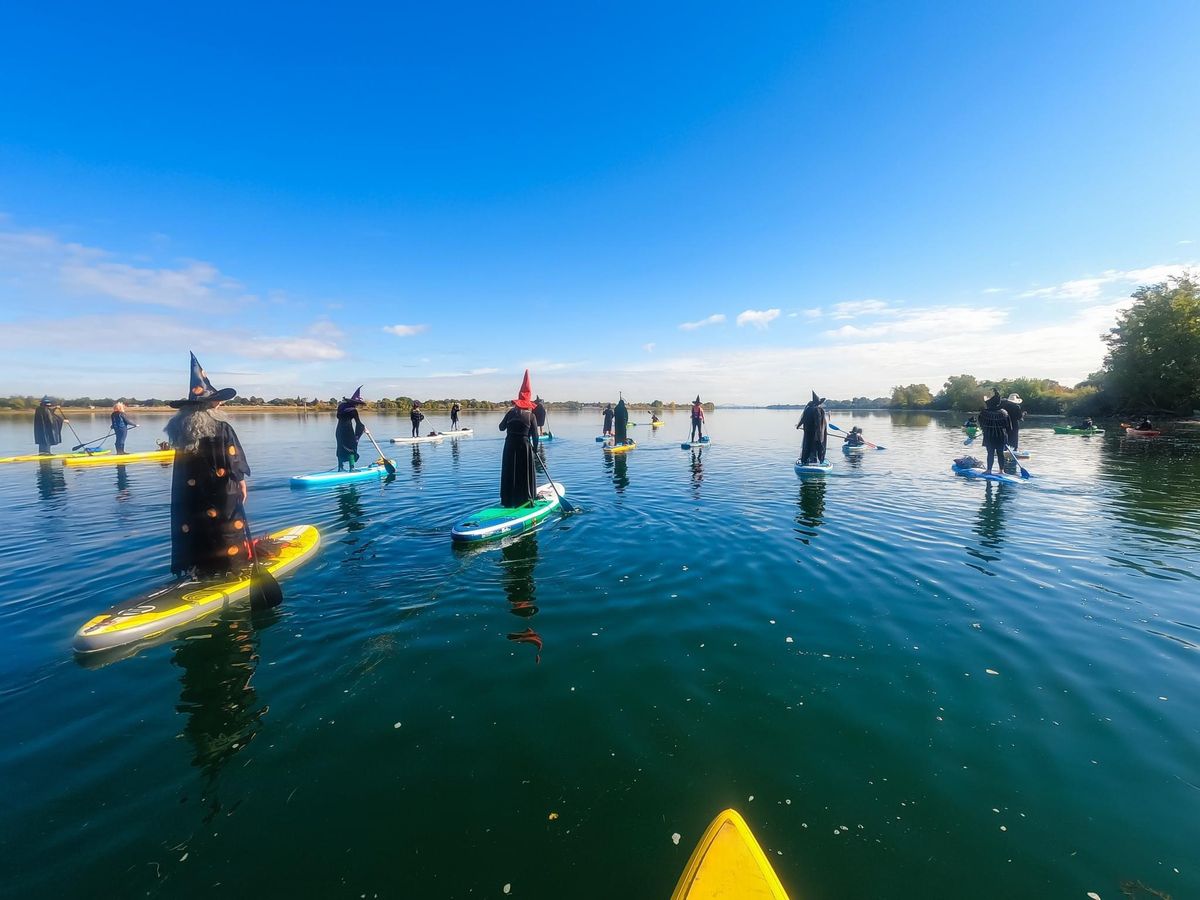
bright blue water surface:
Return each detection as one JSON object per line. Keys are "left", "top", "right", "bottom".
{"left": 1, "top": 409, "right": 1197, "bottom": 898}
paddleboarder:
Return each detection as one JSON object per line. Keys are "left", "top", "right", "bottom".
{"left": 410, "top": 401, "right": 424, "bottom": 438}
{"left": 978, "top": 392, "right": 1011, "bottom": 474}
{"left": 690, "top": 396, "right": 705, "bottom": 442}
{"left": 534, "top": 395, "right": 548, "bottom": 437}
{"left": 111, "top": 402, "right": 137, "bottom": 454}
{"left": 33, "top": 396, "right": 66, "bottom": 455}
{"left": 614, "top": 396, "right": 630, "bottom": 444}
{"left": 999, "top": 391, "right": 1024, "bottom": 449}
{"left": 795, "top": 392, "right": 829, "bottom": 464}
{"left": 164, "top": 353, "right": 252, "bottom": 579}
{"left": 498, "top": 370, "right": 539, "bottom": 507}
{"left": 450, "top": 401, "right": 462, "bottom": 432}
{"left": 602, "top": 402, "right": 614, "bottom": 437}
{"left": 335, "top": 387, "right": 367, "bottom": 471}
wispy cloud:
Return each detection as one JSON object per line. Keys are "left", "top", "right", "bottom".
{"left": 823, "top": 306, "right": 1006, "bottom": 340}
{"left": 803, "top": 308, "right": 822, "bottom": 318}
{"left": 642, "top": 342, "right": 656, "bottom": 352}
{"left": 736, "top": 308, "right": 780, "bottom": 329}
{"left": 982, "top": 287, "right": 1005, "bottom": 294}
{"left": 383, "top": 323, "right": 429, "bottom": 337}
{"left": 1021, "top": 263, "right": 1196, "bottom": 302}
{"left": 428, "top": 366, "right": 500, "bottom": 378}
{"left": 678, "top": 313, "right": 726, "bottom": 331}
{"left": 831, "top": 299, "right": 891, "bottom": 319}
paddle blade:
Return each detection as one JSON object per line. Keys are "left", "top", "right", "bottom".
{"left": 381, "top": 458, "right": 397, "bottom": 476}
{"left": 248, "top": 566, "right": 284, "bottom": 611}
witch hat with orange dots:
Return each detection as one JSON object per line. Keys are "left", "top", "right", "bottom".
{"left": 168, "top": 352, "right": 237, "bottom": 408}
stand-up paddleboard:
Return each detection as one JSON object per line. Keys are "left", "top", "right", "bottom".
{"left": 73, "top": 525, "right": 321, "bottom": 657}
{"left": 437, "top": 428, "right": 473, "bottom": 438}
{"left": 64, "top": 449, "right": 174, "bottom": 467}
{"left": 680, "top": 436, "right": 711, "bottom": 450}
{"left": 291, "top": 464, "right": 389, "bottom": 487}
{"left": 1, "top": 449, "right": 110, "bottom": 464}
{"left": 795, "top": 460, "right": 832, "bottom": 475}
{"left": 952, "top": 463, "right": 1020, "bottom": 484}
{"left": 390, "top": 433, "right": 446, "bottom": 444}
{"left": 651, "top": 421, "right": 664, "bottom": 428}
{"left": 1053, "top": 425, "right": 1102, "bottom": 435}
{"left": 451, "top": 482, "right": 565, "bottom": 544}
{"left": 605, "top": 440, "right": 637, "bottom": 454}
{"left": 669, "top": 808, "right": 790, "bottom": 900}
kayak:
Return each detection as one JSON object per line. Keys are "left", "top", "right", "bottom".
{"left": 680, "top": 436, "right": 711, "bottom": 449}
{"left": 390, "top": 434, "right": 446, "bottom": 444}
{"left": 450, "top": 482, "right": 565, "bottom": 543}
{"left": 964, "top": 426, "right": 978, "bottom": 437}
{"left": 63, "top": 449, "right": 174, "bottom": 467}
{"left": 0, "top": 449, "right": 110, "bottom": 464}
{"left": 794, "top": 460, "right": 832, "bottom": 475}
{"left": 651, "top": 421, "right": 664, "bottom": 428}
{"left": 842, "top": 442, "right": 866, "bottom": 454}
{"left": 1053, "top": 425, "right": 1102, "bottom": 435}
{"left": 1125, "top": 427, "right": 1161, "bottom": 437}
{"left": 605, "top": 440, "right": 637, "bottom": 454}
{"left": 73, "top": 524, "right": 322, "bottom": 656}
{"left": 291, "top": 464, "right": 389, "bottom": 487}
{"left": 669, "top": 808, "right": 790, "bottom": 900}
{"left": 952, "top": 463, "right": 1020, "bottom": 484}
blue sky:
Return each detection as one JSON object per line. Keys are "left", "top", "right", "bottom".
{"left": 1, "top": 1, "right": 1197, "bottom": 403}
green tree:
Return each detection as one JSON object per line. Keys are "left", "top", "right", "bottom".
{"left": 936, "top": 374, "right": 984, "bottom": 411}
{"left": 889, "top": 384, "right": 933, "bottom": 408}
{"left": 1097, "top": 275, "right": 1200, "bottom": 413}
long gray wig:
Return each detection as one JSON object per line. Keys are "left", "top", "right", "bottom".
{"left": 165, "top": 403, "right": 226, "bottom": 452}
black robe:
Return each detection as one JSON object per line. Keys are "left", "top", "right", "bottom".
{"left": 534, "top": 401, "right": 547, "bottom": 431}
{"left": 170, "top": 422, "right": 251, "bottom": 578}
{"left": 978, "top": 406, "right": 1010, "bottom": 450}
{"left": 998, "top": 399, "right": 1023, "bottom": 448}
{"left": 798, "top": 402, "right": 829, "bottom": 464}
{"left": 33, "top": 404, "right": 64, "bottom": 450}
{"left": 602, "top": 407, "right": 614, "bottom": 430}
{"left": 614, "top": 400, "right": 629, "bottom": 443}
{"left": 499, "top": 406, "right": 538, "bottom": 507}
{"left": 335, "top": 403, "right": 365, "bottom": 465}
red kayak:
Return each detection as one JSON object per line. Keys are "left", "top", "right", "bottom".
{"left": 1125, "top": 427, "right": 1162, "bottom": 437}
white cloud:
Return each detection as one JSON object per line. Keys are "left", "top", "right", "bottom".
{"left": 642, "top": 342, "right": 656, "bottom": 352}
{"left": 803, "top": 308, "right": 823, "bottom": 318}
{"left": 383, "top": 323, "right": 429, "bottom": 337}
{"left": 982, "top": 287, "right": 1005, "bottom": 294}
{"left": 736, "top": 308, "right": 781, "bottom": 329}
{"left": 428, "top": 367, "right": 500, "bottom": 378}
{"left": 824, "top": 306, "right": 1007, "bottom": 341}
{"left": 1022, "top": 263, "right": 1195, "bottom": 302}
{"left": 831, "top": 299, "right": 891, "bottom": 319}
{"left": 678, "top": 313, "right": 726, "bottom": 331}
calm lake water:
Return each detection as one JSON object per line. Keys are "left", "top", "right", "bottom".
{"left": 1, "top": 409, "right": 1197, "bottom": 898}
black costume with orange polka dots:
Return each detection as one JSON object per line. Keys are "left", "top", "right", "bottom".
{"left": 170, "top": 422, "right": 251, "bottom": 578}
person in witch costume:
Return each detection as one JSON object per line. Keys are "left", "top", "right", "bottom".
{"left": 164, "top": 353, "right": 252, "bottom": 579}
{"left": 410, "top": 401, "right": 425, "bottom": 438}
{"left": 795, "top": 391, "right": 829, "bottom": 464}
{"left": 690, "top": 395, "right": 705, "bottom": 442}
{"left": 450, "top": 401, "right": 462, "bottom": 432}
{"left": 614, "top": 395, "right": 630, "bottom": 444}
{"left": 498, "top": 370, "right": 539, "bottom": 507}
{"left": 335, "top": 387, "right": 367, "bottom": 471}
{"left": 533, "top": 395, "right": 548, "bottom": 437}
{"left": 602, "top": 402, "right": 615, "bottom": 437}
{"left": 33, "top": 396, "right": 67, "bottom": 455}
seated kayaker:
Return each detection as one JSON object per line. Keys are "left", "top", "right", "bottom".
{"left": 1136, "top": 417, "right": 1153, "bottom": 430}
{"left": 963, "top": 416, "right": 977, "bottom": 428}
{"left": 845, "top": 426, "right": 865, "bottom": 447}
{"left": 651, "top": 413, "right": 660, "bottom": 425}
{"left": 1074, "top": 417, "right": 1094, "bottom": 430}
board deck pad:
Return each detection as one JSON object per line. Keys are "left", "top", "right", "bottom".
{"left": 291, "top": 464, "right": 388, "bottom": 487}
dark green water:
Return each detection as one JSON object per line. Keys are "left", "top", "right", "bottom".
{"left": 1, "top": 410, "right": 1197, "bottom": 898}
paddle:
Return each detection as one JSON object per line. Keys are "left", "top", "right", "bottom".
{"left": 530, "top": 437, "right": 576, "bottom": 513}
{"left": 59, "top": 411, "right": 87, "bottom": 449}
{"left": 828, "top": 422, "right": 885, "bottom": 450}
{"left": 72, "top": 424, "right": 134, "bottom": 451}
{"left": 360, "top": 425, "right": 397, "bottom": 476}
{"left": 1004, "top": 445, "right": 1032, "bottom": 479}
{"left": 237, "top": 500, "right": 283, "bottom": 610}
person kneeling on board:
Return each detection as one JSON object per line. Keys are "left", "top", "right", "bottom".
{"left": 336, "top": 386, "right": 367, "bottom": 471}
{"left": 499, "top": 370, "right": 539, "bottom": 507}
{"left": 978, "top": 392, "right": 1011, "bottom": 474}
{"left": 165, "top": 353, "right": 252, "bottom": 580}
{"left": 795, "top": 391, "right": 828, "bottom": 464}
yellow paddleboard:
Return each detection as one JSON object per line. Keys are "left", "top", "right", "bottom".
{"left": 604, "top": 441, "right": 637, "bottom": 454}
{"left": 670, "top": 809, "right": 791, "bottom": 900}
{"left": 64, "top": 449, "right": 175, "bottom": 467}
{"left": 652, "top": 421, "right": 664, "bottom": 428}
{"left": 0, "top": 450, "right": 111, "bottom": 464}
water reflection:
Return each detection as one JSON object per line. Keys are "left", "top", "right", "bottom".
{"left": 795, "top": 480, "right": 826, "bottom": 545}
{"left": 890, "top": 411, "right": 934, "bottom": 428}
{"left": 336, "top": 485, "right": 367, "bottom": 533}
{"left": 172, "top": 613, "right": 270, "bottom": 821}
{"left": 114, "top": 465, "right": 131, "bottom": 502}
{"left": 35, "top": 461, "right": 66, "bottom": 503}
{"left": 689, "top": 448, "right": 704, "bottom": 499}
{"left": 612, "top": 455, "right": 629, "bottom": 492}
{"left": 410, "top": 445, "right": 423, "bottom": 474}
{"left": 500, "top": 536, "right": 542, "bottom": 662}
{"left": 965, "top": 481, "right": 1010, "bottom": 573}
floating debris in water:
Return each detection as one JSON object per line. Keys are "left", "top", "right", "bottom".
{"left": 393, "top": 722, "right": 402, "bottom": 729}
{"left": 986, "top": 669, "right": 999, "bottom": 676}
{"left": 1086, "top": 893, "right": 1101, "bottom": 900}
{"left": 786, "top": 637, "right": 794, "bottom": 643}
{"left": 548, "top": 812, "right": 559, "bottom": 821}
{"left": 503, "top": 884, "right": 511, "bottom": 895}
{"left": 671, "top": 833, "right": 681, "bottom": 845}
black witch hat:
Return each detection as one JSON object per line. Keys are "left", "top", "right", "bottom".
{"left": 343, "top": 385, "right": 366, "bottom": 405}
{"left": 168, "top": 352, "right": 237, "bottom": 408}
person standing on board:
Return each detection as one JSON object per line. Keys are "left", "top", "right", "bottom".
{"left": 410, "top": 401, "right": 424, "bottom": 438}
{"left": 999, "top": 391, "right": 1024, "bottom": 449}
{"left": 533, "top": 395, "right": 548, "bottom": 437}
{"left": 335, "top": 387, "right": 366, "bottom": 471}
{"left": 690, "top": 396, "right": 705, "bottom": 442}
{"left": 33, "top": 396, "right": 66, "bottom": 455}
{"left": 614, "top": 396, "right": 630, "bottom": 444}
{"left": 111, "top": 402, "right": 137, "bottom": 454}
{"left": 164, "top": 353, "right": 252, "bottom": 579}
{"left": 450, "top": 401, "right": 462, "bottom": 432}
{"left": 795, "top": 391, "right": 829, "bottom": 464}
{"left": 602, "top": 402, "right": 615, "bottom": 437}
{"left": 978, "top": 392, "right": 1011, "bottom": 474}
{"left": 498, "top": 370, "right": 539, "bottom": 507}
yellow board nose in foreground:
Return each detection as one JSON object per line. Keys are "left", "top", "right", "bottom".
{"left": 670, "top": 809, "right": 791, "bottom": 899}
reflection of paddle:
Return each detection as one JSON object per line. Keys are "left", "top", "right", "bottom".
{"left": 829, "top": 422, "right": 885, "bottom": 450}
{"left": 1005, "top": 445, "right": 1031, "bottom": 479}
{"left": 237, "top": 500, "right": 283, "bottom": 610}
{"left": 530, "top": 438, "right": 576, "bottom": 513}
{"left": 361, "top": 425, "right": 397, "bottom": 476}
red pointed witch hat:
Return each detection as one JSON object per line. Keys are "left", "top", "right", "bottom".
{"left": 513, "top": 369, "right": 535, "bottom": 409}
